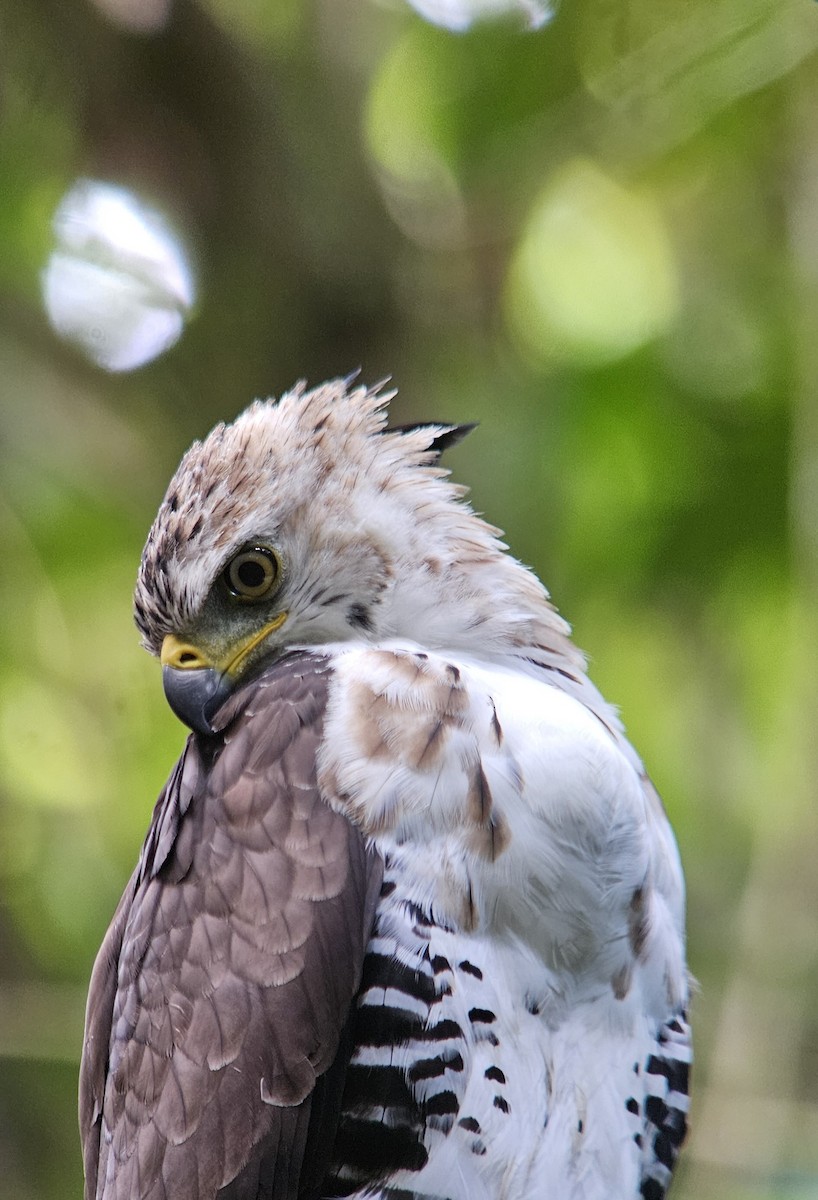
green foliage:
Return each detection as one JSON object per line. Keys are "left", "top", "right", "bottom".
{"left": 0, "top": 0, "right": 816, "bottom": 1195}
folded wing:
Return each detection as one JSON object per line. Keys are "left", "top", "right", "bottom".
{"left": 80, "top": 652, "right": 382, "bottom": 1200}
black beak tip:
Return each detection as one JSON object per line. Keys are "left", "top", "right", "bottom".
{"left": 162, "top": 666, "right": 231, "bottom": 736}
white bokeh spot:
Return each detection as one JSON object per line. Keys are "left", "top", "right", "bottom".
{"left": 43, "top": 179, "right": 195, "bottom": 373}
{"left": 404, "top": 0, "right": 553, "bottom": 32}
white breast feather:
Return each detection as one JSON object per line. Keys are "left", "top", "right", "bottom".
{"left": 317, "top": 640, "right": 688, "bottom": 1199}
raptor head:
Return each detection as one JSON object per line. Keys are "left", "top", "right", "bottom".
{"left": 134, "top": 378, "right": 491, "bottom": 734}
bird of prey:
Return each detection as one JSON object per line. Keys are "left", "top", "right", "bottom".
{"left": 80, "top": 378, "right": 690, "bottom": 1200}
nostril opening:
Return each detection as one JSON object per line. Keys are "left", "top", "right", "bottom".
{"left": 179, "top": 652, "right": 199, "bottom": 665}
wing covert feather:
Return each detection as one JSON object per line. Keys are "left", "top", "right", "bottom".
{"left": 80, "top": 652, "right": 382, "bottom": 1200}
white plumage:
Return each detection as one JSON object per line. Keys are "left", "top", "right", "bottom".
{"left": 319, "top": 644, "right": 688, "bottom": 1199}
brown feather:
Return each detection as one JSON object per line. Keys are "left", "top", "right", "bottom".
{"left": 80, "top": 652, "right": 382, "bottom": 1200}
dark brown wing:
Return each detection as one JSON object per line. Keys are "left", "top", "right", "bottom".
{"left": 80, "top": 652, "right": 383, "bottom": 1200}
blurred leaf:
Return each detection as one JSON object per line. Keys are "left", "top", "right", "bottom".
{"left": 505, "top": 159, "right": 679, "bottom": 365}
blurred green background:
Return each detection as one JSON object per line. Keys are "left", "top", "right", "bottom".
{"left": 1, "top": 0, "right": 817, "bottom": 1196}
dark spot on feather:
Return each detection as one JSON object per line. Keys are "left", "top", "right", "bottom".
{"left": 431, "top": 955, "right": 451, "bottom": 975}
{"left": 459, "top": 1116, "right": 480, "bottom": 1133}
{"left": 423, "top": 1090, "right": 458, "bottom": 1117}
{"left": 577, "top": 1119, "right": 583, "bottom": 1134}
{"left": 409, "top": 1054, "right": 462, "bottom": 1082}
{"left": 493, "top": 1095, "right": 510, "bottom": 1114}
{"left": 553, "top": 665, "right": 582, "bottom": 685}
{"left": 422, "top": 1018, "right": 462, "bottom": 1042}
{"left": 463, "top": 880, "right": 477, "bottom": 933}
{"left": 490, "top": 701, "right": 503, "bottom": 745}
{"left": 486, "top": 816, "right": 509, "bottom": 860}
{"left": 485, "top": 1066, "right": 505, "bottom": 1084}
{"left": 626, "top": 1097, "right": 639, "bottom": 1115}
{"left": 654, "top": 1132, "right": 675, "bottom": 1170}
{"left": 628, "top": 886, "right": 649, "bottom": 959}
{"left": 468, "top": 1008, "right": 495, "bottom": 1025}
{"left": 465, "top": 766, "right": 510, "bottom": 862}
{"left": 459, "top": 960, "right": 482, "bottom": 980}
{"left": 347, "top": 602, "right": 373, "bottom": 632}
{"left": 471, "top": 1139, "right": 487, "bottom": 1156}
{"left": 468, "top": 764, "right": 492, "bottom": 825}
{"left": 406, "top": 901, "right": 434, "bottom": 929}
{"left": 647, "top": 1053, "right": 689, "bottom": 1096}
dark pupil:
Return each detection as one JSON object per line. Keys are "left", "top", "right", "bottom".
{"left": 237, "top": 558, "right": 267, "bottom": 589}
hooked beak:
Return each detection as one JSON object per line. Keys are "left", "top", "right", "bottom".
{"left": 160, "top": 663, "right": 231, "bottom": 736}
{"left": 160, "top": 612, "right": 287, "bottom": 735}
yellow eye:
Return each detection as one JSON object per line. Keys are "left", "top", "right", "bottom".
{"left": 224, "top": 546, "right": 280, "bottom": 600}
